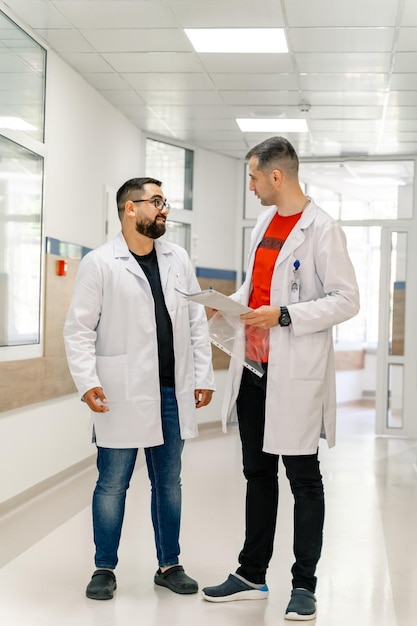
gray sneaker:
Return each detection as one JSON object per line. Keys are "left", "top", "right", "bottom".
{"left": 202, "top": 573, "right": 269, "bottom": 602}
{"left": 285, "top": 588, "right": 317, "bottom": 620}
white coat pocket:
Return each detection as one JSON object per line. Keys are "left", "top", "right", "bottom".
{"left": 96, "top": 354, "right": 130, "bottom": 402}
{"left": 289, "top": 331, "right": 330, "bottom": 381}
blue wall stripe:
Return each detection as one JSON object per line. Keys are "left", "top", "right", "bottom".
{"left": 46, "top": 237, "right": 92, "bottom": 259}
{"left": 196, "top": 267, "right": 236, "bottom": 281}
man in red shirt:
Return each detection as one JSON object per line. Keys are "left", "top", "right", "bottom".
{"left": 202, "top": 137, "right": 359, "bottom": 621}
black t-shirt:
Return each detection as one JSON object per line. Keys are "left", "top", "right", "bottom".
{"left": 130, "top": 247, "right": 175, "bottom": 387}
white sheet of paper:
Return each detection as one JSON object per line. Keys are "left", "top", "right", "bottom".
{"left": 175, "top": 288, "right": 252, "bottom": 315}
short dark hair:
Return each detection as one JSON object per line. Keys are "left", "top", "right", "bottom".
{"left": 245, "top": 136, "right": 299, "bottom": 178}
{"left": 116, "top": 177, "right": 162, "bottom": 220}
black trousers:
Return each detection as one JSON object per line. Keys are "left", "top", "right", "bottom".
{"left": 235, "top": 367, "right": 325, "bottom": 592}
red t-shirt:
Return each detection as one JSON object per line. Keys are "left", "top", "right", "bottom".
{"left": 246, "top": 211, "right": 302, "bottom": 362}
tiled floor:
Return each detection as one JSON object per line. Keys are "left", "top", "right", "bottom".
{"left": 1, "top": 402, "right": 417, "bottom": 626}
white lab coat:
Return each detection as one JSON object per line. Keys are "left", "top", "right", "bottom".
{"left": 64, "top": 232, "right": 215, "bottom": 448}
{"left": 222, "top": 200, "right": 360, "bottom": 455}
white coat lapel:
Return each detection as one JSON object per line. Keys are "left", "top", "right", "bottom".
{"left": 125, "top": 254, "right": 148, "bottom": 279}
{"left": 113, "top": 231, "right": 149, "bottom": 281}
{"left": 275, "top": 227, "right": 305, "bottom": 267}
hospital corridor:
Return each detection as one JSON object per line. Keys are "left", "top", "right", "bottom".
{"left": 2, "top": 1, "right": 417, "bottom": 625}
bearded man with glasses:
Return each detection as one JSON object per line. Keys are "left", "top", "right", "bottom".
{"left": 64, "top": 177, "right": 215, "bottom": 601}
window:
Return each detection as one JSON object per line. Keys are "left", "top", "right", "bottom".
{"left": 0, "top": 135, "right": 43, "bottom": 347}
{"left": 164, "top": 221, "right": 191, "bottom": 252}
{"left": 0, "top": 10, "right": 46, "bottom": 357}
{"left": 0, "top": 10, "right": 46, "bottom": 142}
{"left": 299, "top": 159, "right": 414, "bottom": 346}
{"left": 145, "top": 138, "right": 193, "bottom": 210}
{"left": 335, "top": 226, "right": 380, "bottom": 345}
{"left": 145, "top": 138, "right": 194, "bottom": 254}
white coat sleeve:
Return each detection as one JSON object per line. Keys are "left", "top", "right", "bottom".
{"left": 63, "top": 253, "right": 103, "bottom": 398}
{"left": 289, "top": 220, "right": 360, "bottom": 336}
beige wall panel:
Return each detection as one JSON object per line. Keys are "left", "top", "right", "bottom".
{"left": 334, "top": 350, "right": 365, "bottom": 371}
{"left": 0, "top": 254, "right": 78, "bottom": 413}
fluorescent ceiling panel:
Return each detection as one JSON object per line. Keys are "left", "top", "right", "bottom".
{"left": 184, "top": 28, "right": 288, "bottom": 53}
{"left": 236, "top": 119, "right": 308, "bottom": 132}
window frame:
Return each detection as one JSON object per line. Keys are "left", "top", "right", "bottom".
{"left": 0, "top": 9, "right": 46, "bottom": 362}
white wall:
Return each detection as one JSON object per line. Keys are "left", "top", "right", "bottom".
{"left": 44, "top": 53, "right": 144, "bottom": 249}
{"left": 193, "top": 149, "right": 241, "bottom": 271}
{"left": 0, "top": 51, "right": 240, "bottom": 506}
{"left": 336, "top": 371, "right": 365, "bottom": 404}
{"left": 361, "top": 350, "right": 377, "bottom": 397}
{"left": 0, "top": 396, "right": 95, "bottom": 503}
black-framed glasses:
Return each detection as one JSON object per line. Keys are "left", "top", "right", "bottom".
{"left": 132, "top": 197, "right": 171, "bottom": 212}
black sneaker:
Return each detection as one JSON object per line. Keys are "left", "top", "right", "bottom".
{"left": 154, "top": 565, "right": 198, "bottom": 595}
{"left": 86, "top": 569, "right": 117, "bottom": 600}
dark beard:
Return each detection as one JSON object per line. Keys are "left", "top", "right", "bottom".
{"left": 135, "top": 217, "right": 166, "bottom": 239}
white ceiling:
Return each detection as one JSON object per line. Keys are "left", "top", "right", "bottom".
{"left": 3, "top": 0, "right": 417, "bottom": 160}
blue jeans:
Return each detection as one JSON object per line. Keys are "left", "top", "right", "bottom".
{"left": 236, "top": 367, "right": 324, "bottom": 592}
{"left": 92, "top": 387, "right": 184, "bottom": 569}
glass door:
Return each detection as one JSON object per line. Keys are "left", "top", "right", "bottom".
{"left": 376, "top": 227, "right": 417, "bottom": 437}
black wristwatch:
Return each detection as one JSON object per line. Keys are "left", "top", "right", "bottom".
{"left": 278, "top": 306, "right": 291, "bottom": 327}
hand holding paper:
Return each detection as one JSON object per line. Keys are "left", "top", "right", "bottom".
{"left": 175, "top": 288, "right": 264, "bottom": 377}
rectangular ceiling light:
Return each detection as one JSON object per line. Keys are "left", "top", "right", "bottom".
{"left": 184, "top": 28, "right": 288, "bottom": 53}
{"left": 236, "top": 119, "right": 308, "bottom": 133}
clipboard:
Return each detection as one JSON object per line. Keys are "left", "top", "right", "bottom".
{"left": 175, "top": 288, "right": 252, "bottom": 315}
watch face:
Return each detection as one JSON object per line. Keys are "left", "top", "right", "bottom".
{"left": 280, "top": 312, "right": 291, "bottom": 326}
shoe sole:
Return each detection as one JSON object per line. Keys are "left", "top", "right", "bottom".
{"left": 201, "top": 589, "right": 269, "bottom": 602}
{"left": 285, "top": 610, "right": 317, "bottom": 621}
{"left": 86, "top": 593, "right": 114, "bottom": 600}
